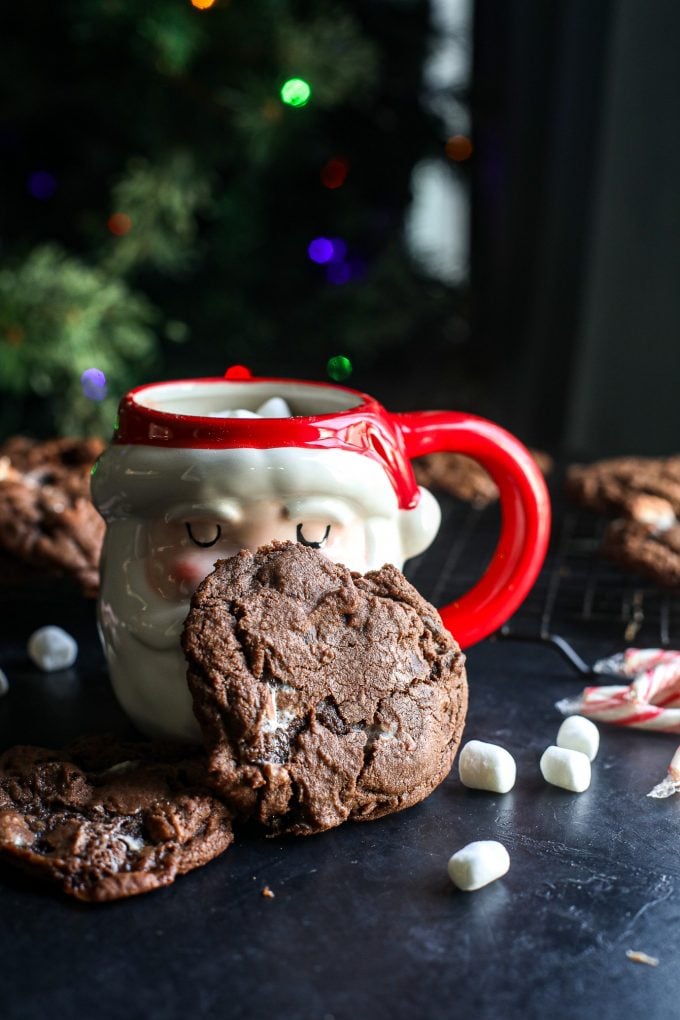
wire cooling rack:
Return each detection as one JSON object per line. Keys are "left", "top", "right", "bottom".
{"left": 405, "top": 492, "right": 680, "bottom": 676}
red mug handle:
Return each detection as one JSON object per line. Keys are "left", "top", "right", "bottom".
{"left": 393, "top": 411, "right": 551, "bottom": 649}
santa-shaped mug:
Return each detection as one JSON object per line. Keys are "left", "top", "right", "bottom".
{"left": 91, "top": 371, "right": 550, "bottom": 740}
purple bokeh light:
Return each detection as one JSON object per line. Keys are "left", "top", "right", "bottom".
{"left": 27, "top": 171, "right": 57, "bottom": 200}
{"left": 81, "top": 367, "right": 108, "bottom": 401}
{"left": 307, "top": 237, "right": 334, "bottom": 264}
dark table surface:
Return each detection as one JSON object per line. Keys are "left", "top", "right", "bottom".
{"left": 2, "top": 495, "right": 680, "bottom": 1020}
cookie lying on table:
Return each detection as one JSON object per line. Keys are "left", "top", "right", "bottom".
{"left": 0, "top": 737, "right": 233, "bottom": 902}
{"left": 183, "top": 541, "right": 468, "bottom": 835}
{"left": 0, "top": 437, "right": 105, "bottom": 596}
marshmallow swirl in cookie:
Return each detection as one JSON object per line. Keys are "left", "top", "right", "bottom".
{"left": 182, "top": 541, "right": 468, "bottom": 835}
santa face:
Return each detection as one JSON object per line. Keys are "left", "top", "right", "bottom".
{"left": 146, "top": 495, "right": 368, "bottom": 602}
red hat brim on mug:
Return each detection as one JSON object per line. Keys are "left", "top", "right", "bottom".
{"left": 112, "top": 376, "right": 421, "bottom": 510}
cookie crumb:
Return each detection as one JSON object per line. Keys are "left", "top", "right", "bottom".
{"left": 626, "top": 949, "right": 659, "bottom": 967}
{"left": 261, "top": 885, "right": 275, "bottom": 899}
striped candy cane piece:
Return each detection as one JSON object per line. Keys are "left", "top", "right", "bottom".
{"left": 557, "top": 648, "right": 680, "bottom": 732}
{"left": 594, "top": 647, "right": 680, "bottom": 678}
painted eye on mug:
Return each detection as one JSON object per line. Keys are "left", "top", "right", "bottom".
{"left": 296, "top": 523, "right": 331, "bottom": 549}
{"left": 185, "top": 522, "right": 222, "bottom": 548}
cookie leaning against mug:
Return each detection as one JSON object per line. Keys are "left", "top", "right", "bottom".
{"left": 183, "top": 540, "right": 468, "bottom": 836}
{"left": 0, "top": 436, "right": 105, "bottom": 596}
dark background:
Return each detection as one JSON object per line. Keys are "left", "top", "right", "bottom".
{"left": 1, "top": 0, "right": 679, "bottom": 453}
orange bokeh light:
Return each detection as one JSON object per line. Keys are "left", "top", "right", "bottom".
{"left": 445, "top": 135, "right": 473, "bottom": 162}
{"left": 107, "top": 212, "right": 133, "bottom": 237}
{"left": 190, "top": 0, "right": 216, "bottom": 9}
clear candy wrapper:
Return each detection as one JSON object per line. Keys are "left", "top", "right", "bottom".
{"left": 647, "top": 746, "right": 680, "bottom": 799}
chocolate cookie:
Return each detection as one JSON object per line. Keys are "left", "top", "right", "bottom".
{"left": 603, "top": 518, "right": 680, "bottom": 589}
{"left": 0, "top": 736, "right": 233, "bottom": 902}
{"left": 414, "top": 450, "right": 552, "bottom": 507}
{"left": 183, "top": 541, "right": 467, "bottom": 836}
{"left": 0, "top": 437, "right": 105, "bottom": 595}
{"left": 566, "top": 455, "right": 680, "bottom": 525}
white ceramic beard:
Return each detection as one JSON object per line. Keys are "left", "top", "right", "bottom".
{"left": 93, "top": 444, "right": 440, "bottom": 740}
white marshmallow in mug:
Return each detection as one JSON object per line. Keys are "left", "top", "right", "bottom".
{"left": 448, "top": 840, "right": 510, "bottom": 891}
{"left": 209, "top": 397, "right": 293, "bottom": 419}
{"left": 556, "top": 715, "right": 599, "bottom": 761}
{"left": 540, "top": 745, "right": 591, "bottom": 792}
{"left": 458, "top": 739, "right": 516, "bottom": 793}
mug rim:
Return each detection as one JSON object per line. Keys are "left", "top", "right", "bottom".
{"left": 124, "top": 374, "right": 378, "bottom": 423}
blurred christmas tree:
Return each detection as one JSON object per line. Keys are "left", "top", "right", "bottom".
{"left": 0, "top": 0, "right": 471, "bottom": 438}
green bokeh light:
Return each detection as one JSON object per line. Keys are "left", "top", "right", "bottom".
{"left": 280, "top": 78, "right": 311, "bottom": 108}
{"left": 326, "top": 355, "right": 353, "bottom": 382}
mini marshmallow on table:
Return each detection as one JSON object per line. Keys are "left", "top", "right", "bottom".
{"left": 448, "top": 840, "right": 510, "bottom": 891}
{"left": 27, "top": 626, "right": 78, "bottom": 672}
{"left": 540, "top": 746, "right": 591, "bottom": 793}
{"left": 556, "top": 716, "right": 600, "bottom": 761}
{"left": 458, "top": 740, "right": 517, "bottom": 793}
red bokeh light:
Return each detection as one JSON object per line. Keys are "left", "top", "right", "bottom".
{"left": 321, "top": 157, "right": 349, "bottom": 190}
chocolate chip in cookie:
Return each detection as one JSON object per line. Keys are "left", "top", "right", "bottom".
{"left": 182, "top": 541, "right": 468, "bottom": 836}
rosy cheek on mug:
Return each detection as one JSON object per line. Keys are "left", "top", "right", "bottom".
{"left": 148, "top": 548, "right": 223, "bottom": 600}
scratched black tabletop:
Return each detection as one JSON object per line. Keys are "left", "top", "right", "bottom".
{"left": 2, "top": 495, "right": 680, "bottom": 1020}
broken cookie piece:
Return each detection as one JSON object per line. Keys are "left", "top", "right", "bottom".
{"left": 182, "top": 541, "right": 468, "bottom": 836}
{"left": 0, "top": 736, "right": 233, "bottom": 902}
